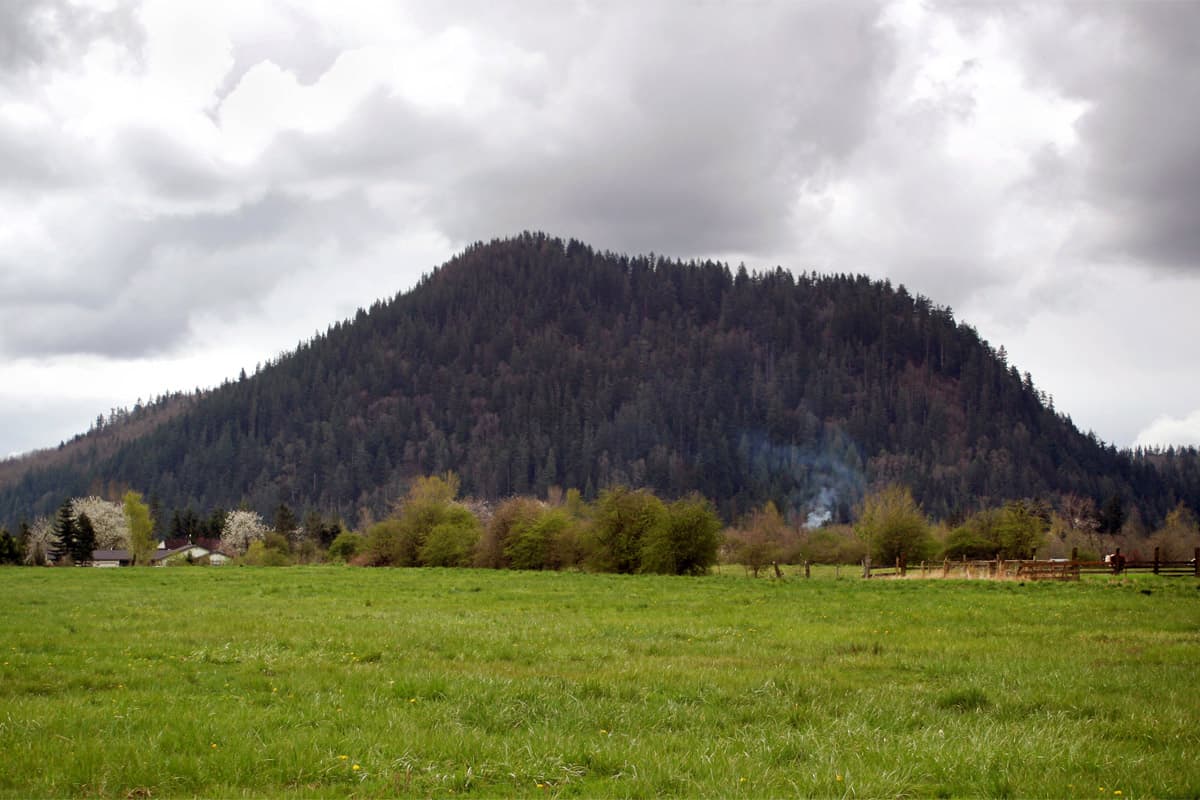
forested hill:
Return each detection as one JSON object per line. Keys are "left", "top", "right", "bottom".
{"left": 2, "top": 232, "right": 1198, "bottom": 528}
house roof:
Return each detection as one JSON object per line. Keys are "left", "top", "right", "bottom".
{"left": 90, "top": 544, "right": 215, "bottom": 563}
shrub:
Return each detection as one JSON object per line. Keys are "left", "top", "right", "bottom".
{"left": 942, "top": 526, "right": 997, "bottom": 560}
{"left": 242, "top": 540, "right": 291, "bottom": 566}
{"left": 726, "top": 502, "right": 790, "bottom": 577}
{"left": 328, "top": 531, "right": 365, "bottom": 562}
{"left": 587, "top": 488, "right": 666, "bottom": 574}
{"left": 639, "top": 495, "right": 722, "bottom": 576}
{"left": 505, "top": 507, "right": 573, "bottom": 570}
{"left": 476, "top": 497, "right": 542, "bottom": 568}
{"left": 799, "top": 525, "right": 867, "bottom": 564}
{"left": 363, "top": 518, "right": 407, "bottom": 566}
{"left": 419, "top": 513, "right": 481, "bottom": 567}
{"left": 856, "top": 485, "right": 934, "bottom": 565}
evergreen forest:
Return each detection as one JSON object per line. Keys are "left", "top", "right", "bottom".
{"left": 2, "top": 232, "right": 1198, "bottom": 531}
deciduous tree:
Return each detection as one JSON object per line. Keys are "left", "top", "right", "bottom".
{"left": 124, "top": 491, "right": 156, "bottom": 565}
{"left": 220, "top": 510, "right": 268, "bottom": 556}
{"left": 856, "top": 484, "right": 933, "bottom": 565}
{"left": 70, "top": 497, "right": 130, "bottom": 550}
{"left": 640, "top": 495, "right": 722, "bottom": 576}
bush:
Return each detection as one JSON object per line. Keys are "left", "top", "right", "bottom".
{"left": 419, "top": 513, "right": 481, "bottom": 567}
{"left": 587, "top": 488, "right": 666, "bottom": 574}
{"left": 798, "top": 525, "right": 867, "bottom": 564}
{"left": 856, "top": 485, "right": 934, "bottom": 565}
{"left": 476, "top": 497, "right": 542, "bottom": 568}
{"left": 506, "top": 507, "right": 579, "bottom": 570}
{"left": 941, "top": 526, "right": 996, "bottom": 560}
{"left": 639, "top": 495, "right": 722, "bottom": 576}
{"left": 242, "top": 540, "right": 291, "bottom": 566}
{"left": 726, "top": 502, "right": 790, "bottom": 576}
{"left": 327, "top": 531, "right": 365, "bottom": 563}
{"left": 363, "top": 518, "right": 407, "bottom": 566}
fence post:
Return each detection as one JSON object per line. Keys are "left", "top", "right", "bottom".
{"left": 943, "top": 559, "right": 949, "bottom": 578}
{"left": 921, "top": 560, "right": 927, "bottom": 578}
{"left": 863, "top": 556, "right": 870, "bottom": 579}
{"left": 1071, "top": 547, "right": 1078, "bottom": 562}
{"left": 804, "top": 560, "right": 811, "bottom": 579}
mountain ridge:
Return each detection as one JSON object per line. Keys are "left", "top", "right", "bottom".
{"left": 2, "top": 232, "right": 1197, "bottom": 528}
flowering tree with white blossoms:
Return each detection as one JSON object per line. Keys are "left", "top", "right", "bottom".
{"left": 220, "top": 510, "right": 268, "bottom": 556}
{"left": 70, "top": 496, "right": 130, "bottom": 550}
{"left": 23, "top": 516, "right": 54, "bottom": 565}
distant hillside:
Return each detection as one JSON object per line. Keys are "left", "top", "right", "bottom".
{"left": 2, "top": 232, "right": 1198, "bottom": 527}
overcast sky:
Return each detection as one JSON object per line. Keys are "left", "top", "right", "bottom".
{"left": 2, "top": 0, "right": 1199, "bottom": 458}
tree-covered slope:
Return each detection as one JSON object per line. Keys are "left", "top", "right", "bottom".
{"left": 2, "top": 232, "right": 1197, "bottom": 526}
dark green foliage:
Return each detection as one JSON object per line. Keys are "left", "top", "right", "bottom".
{"left": 1098, "top": 495, "right": 1126, "bottom": 534}
{"left": 301, "top": 511, "right": 342, "bottom": 549}
{"left": 71, "top": 514, "right": 96, "bottom": 564}
{"left": 50, "top": 499, "right": 77, "bottom": 564}
{"left": 1, "top": 233, "right": 1198, "bottom": 528}
{"left": 0, "top": 527, "right": 21, "bottom": 564}
{"left": 273, "top": 503, "right": 298, "bottom": 537}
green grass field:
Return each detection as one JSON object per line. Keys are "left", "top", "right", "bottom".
{"left": 2, "top": 567, "right": 1197, "bottom": 798}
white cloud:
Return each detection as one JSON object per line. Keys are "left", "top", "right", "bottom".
{"left": 1136, "top": 411, "right": 1200, "bottom": 449}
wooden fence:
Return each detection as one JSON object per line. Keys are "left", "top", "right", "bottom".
{"left": 863, "top": 548, "right": 1199, "bottom": 581}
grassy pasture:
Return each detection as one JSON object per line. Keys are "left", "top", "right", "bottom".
{"left": 1, "top": 567, "right": 1198, "bottom": 798}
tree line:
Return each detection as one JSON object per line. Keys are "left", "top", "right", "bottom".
{"left": 5, "top": 473, "right": 1195, "bottom": 574}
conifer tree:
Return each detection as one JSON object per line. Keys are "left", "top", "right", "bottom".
{"left": 72, "top": 513, "right": 97, "bottom": 564}
{"left": 50, "top": 499, "right": 78, "bottom": 564}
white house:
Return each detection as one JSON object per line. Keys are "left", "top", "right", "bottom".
{"left": 90, "top": 541, "right": 229, "bottom": 566}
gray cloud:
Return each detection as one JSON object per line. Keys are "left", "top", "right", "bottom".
{"left": 0, "top": 189, "right": 389, "bottom": 357}
{"left": 947, "top": 2, "right": 1200, "bottom": 274}
{"left": 1074, "top": 6, "right": 1200, "bottom": 271}
{"left": 0, "top": 0, "right": 141, "bottom": 75}
{"left": 427, "top": 2, "right": 894, "bottom": 259}
{"left": 259, "top": 88, "right": 477, "bottom": 183}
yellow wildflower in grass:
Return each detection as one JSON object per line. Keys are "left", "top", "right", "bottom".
{"left": 338, "top": 755, "right": 348, "bottom": 761}
{"left": 210, "top": 743, "right": 218, "bottom": 749}
{"left": 352, "top": 764, "right": 361, "bottom": 771}
{"left": 836, "top": 775, "right": 844, "bottom": 782}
